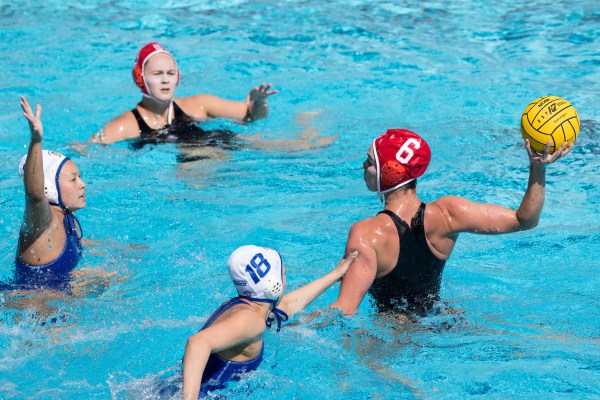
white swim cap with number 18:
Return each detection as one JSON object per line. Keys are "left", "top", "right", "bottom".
{"left": 228, "top": 245, "right": 284, "bottom": 304}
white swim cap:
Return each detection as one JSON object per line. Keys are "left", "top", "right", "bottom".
{"left": 228, "top": 245, "right": 284, "bottom": 304}
{"left": 19, "top": 150, "right": 70, "bottom": 208}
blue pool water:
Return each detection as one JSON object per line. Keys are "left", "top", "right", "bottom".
{"left": 1, "top": 1, "right": 599, "bottom": 398}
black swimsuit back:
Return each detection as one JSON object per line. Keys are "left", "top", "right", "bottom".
{"left": 368, "top": 203, "right": 446, "bottom": 315}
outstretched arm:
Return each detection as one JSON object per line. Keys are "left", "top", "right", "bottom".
{"left": 278, "top": 251, "right": 358, "bottom": 317}
{"left": 434, "top": 139, "right": 573, "bottom": 236}
{"left": 71, "top": 112, "right": 140, "bottom": 155}
{"left": 20, "top": 96, "right": 52, "bottom": 238}
{"left": 93, "top": 112, "right": 141, "bottom": 145}
{"left": 182, "top": 311, "right": 265, "bottom": 400}
{"left": 181, "top": 84, "right": 277, "bottom": 122}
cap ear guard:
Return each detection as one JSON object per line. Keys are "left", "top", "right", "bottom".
{"left": 380, "top": 160, "right": 406, "bottom": 188}
{"left": 132, "top": 63, "right": 145, "bottom": 92}
{"left": 262, "top": 277, "right": 283, "bottom": 301}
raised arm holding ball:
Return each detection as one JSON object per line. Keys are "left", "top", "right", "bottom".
{"left": 330, "top": 124, "right": 573, "bottom": 316}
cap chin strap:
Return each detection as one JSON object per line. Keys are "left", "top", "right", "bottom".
{"left": 267, "top": 308, "right": 289, "bottom": 332}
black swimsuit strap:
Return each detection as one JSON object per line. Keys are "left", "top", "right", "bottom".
{"left": 130, "top": 108, "right": 153, "bottom": 135}
{"left": 377, "top": 209, "right": 410, "bottom": 229}
{"left": 377, "top": 204, "right": 428, "bottom": 247}
{"left": 172, "top": 101, "right": 187, "bottom": 119}
{"left": 410, "top": 203, "right": 428, "bottom": 248}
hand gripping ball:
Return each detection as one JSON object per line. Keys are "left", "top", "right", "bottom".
{"left": 520, "top": 96, "right": 580, "bottom": 154}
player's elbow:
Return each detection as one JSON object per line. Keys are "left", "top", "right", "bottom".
{"left": 185, "top": 333, "right": 208, "bottom": 355}
{"left": 516, "top": 212, "right": 540, "bottom": 231}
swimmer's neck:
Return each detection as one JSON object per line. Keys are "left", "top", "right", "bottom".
{"left": 51, "top": 204, "right": 72, "bottom": 215}
{"left": 239, "top": 297, "right": 273, "bottom": 319}
{"left": 383, "top": 187, "right": 421, "bottom": 214}
{"left": 138, "top": 96, "right": 172, "bottom": 116}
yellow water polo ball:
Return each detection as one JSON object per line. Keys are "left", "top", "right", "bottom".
{"left": 520, "top": 96, "right": 580, "bottom": 154}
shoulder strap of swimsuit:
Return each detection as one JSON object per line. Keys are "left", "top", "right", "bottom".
{"left": 202, "top": 297, "right": 248, "bottom": 329}
{"left": 377, "top": 209, "right": 410, "bottom": 229}
{"left": 410, "top": 203, "right": 428, "bottom": 248}
{"left": 172, "top": 101, "right": 186, "bottom": 119}
{"left": 130, "top": 108, "right": 153, "bottom": 135}
{"left": 64, "top": 212, "right": 83, "bottom": 240}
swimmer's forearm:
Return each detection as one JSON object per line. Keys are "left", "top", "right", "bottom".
{"left": 516, "top": 163, "right": 546, "bottom": 230}
{"left": 280, "top": 252, "right": 358, "bottom": 316}
{"left": 182, "top": 336, "right": 211, "bottom": 400}
{"left": 279, "top": 273, "right": 339, "bottom": 317}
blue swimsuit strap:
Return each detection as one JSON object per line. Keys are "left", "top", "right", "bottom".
{"left": 203, "top": 298, "right": 249, "bottom": 329}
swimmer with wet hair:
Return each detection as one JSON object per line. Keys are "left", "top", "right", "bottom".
{"left": 182, "top": 245, "right": 358, "bottom": 399}
{"left": 90, "top": 42, "right": 276, "bottom": 146}
{"left": 11, "top": 97, "right": 86, "bottom": 292}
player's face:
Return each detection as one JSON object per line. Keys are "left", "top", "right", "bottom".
{"left": 59, "top": 161, "right": 86, "bottom": 211}
{"left": 143, "top": 53, "right": 178, "bottom": 102}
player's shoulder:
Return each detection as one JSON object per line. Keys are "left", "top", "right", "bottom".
{"left": 349, "top": 213, "right": 390, "bottom": 236}
{"left": 430, "top": 195, "right": 470, "bottom": 210}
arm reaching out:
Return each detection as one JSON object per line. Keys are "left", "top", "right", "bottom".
{"left": 245, "top": 83, "right": 277, "bottom": 121}
{"left": 20, "top": 96, "right": 52, "bottom": 237}
{"left": 278, "top": 251, "right": 358, "bottom": 317}
{"left": 179, "top": 83, "right": 277, "bottom": 122}
{"left": 433, "top": 139, "right": 573, "bottom": 237}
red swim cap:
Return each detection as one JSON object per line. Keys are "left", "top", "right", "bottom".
{"left": 373, "top": 128, "right": 431, "bottom": 193}
{"left": 132, "top": 42, "right": 179, "bottom": 96}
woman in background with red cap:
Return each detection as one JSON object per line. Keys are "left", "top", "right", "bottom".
{"left": 330, "top": 129, "right": 572, "bottom": 316}
{"left": 91, "top": 42, "right": 276, "bottom": 146}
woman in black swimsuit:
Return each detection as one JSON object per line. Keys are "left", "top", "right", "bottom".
{"left": 91, "top": 42, "right": 276, "bottom": 148}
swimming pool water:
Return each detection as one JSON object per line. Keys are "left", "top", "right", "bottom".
{"left": 1, "top": 1, "right": 599, "bottom": 398}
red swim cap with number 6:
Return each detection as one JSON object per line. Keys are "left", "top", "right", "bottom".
{"left": 373, "top": 128, "right": 431, "bottom": 193}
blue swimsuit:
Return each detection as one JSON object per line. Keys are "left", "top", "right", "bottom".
{"left": 199, "top": 297, "right": 288, "bottom": 397}
{"left": 199, "top": 298, "right": 264, "bottom": 396}
{"left": 12, "top": 212, "right": 83, "bottom": 293}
